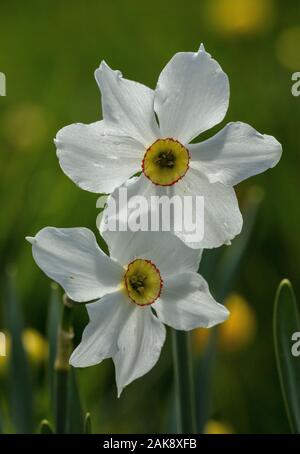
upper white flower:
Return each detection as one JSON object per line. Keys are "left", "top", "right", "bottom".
{"left": 55, "top": 44, "right": 282, "bottom": 249}
{"left": 26, "top": 227, "right": 228, "bottom": 395}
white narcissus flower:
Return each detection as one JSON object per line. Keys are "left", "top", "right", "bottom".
{"left": 55, "top": 44, "right": 282, "bottom": 249}
{"left": 26, "top": 227, "right": 228, "bottom": 396}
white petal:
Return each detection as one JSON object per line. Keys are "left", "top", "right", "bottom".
{"left": 95, "top": 62, "right": 160, "bottom": 146}
{"left": 153, "top": 272, "right": 229, "bottom": 331}
{"left": 105, "top": 230, "right": 202, "bottom": 277}
{"left": 27, "top": 227, "right": 123, "bottom": 302}
{"left": 70, "top": 291, "right": 133, "bottom": 367}
{"left": 100, "top": 176, "right": 202, "bottom": 274}
{"left": 100, "top": 169, "right": 242, "bottom": 250}
{"left": 190, "top": 122, "right": 282, "bottom": 186}
{"left": 173, "top": 169, "right": 243, "bottom": 248}
{"left": 154, "top": 45, "right": 229, "bottom": 143}
{"left": 55, "top": 121, "right": 142, "bottom": 194}
{"left": 113, "top": 306, "right": 166, "bottom": 396}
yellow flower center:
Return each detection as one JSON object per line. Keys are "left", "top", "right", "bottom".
{"left": 123, "top": 259, "right": 163, "bottom": 306}
{"left": 142, "top": 138, "right": 190, "bottom": 186}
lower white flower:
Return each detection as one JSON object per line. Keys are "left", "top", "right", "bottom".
{"left": 26, "top": 228, "right": 228, "bottom": 396}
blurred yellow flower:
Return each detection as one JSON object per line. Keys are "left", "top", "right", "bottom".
{"left": 22, "top": 329, "right": 48, "bottom": 364}
{"left": 193, "top": 324, "right": 210, "bottom": 354}
{"left": 208, "top": 0, "right": 275, "bottom": 36}
{"left": 0, "top": 354, "right": 8, "bottom": 373}
{"left": 0, "top": 329, "right": 48, "bottom": 374}
{"left": 204, "top": 419, "right": 234, "bottom": 434}
{"left": 0, "top": 331, "right": 10, "bottom": 374}
{"left": 193, "top": 293, "right": 256, "bottom": 353}
{"left": 2, "top": 103, "right": 48, "bottom": 151}
{"left": 276, "top": 27, "right": 300, "bottom": 71}
{"left": 221, "top": 293, "right": 256, "bottom": 352}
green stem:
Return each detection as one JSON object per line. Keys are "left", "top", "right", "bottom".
{"left": 172, "top": 329, "right": 197, "bottom": 434}
{"left": 54, "top": 297, "right": 74, "bottom": 434}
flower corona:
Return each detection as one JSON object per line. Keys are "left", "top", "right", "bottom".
{"left": 123, "top": 259, "right": 163, "bottom": 306}
{"left": 142, "top": 138, "right": 190, "bottom": 186}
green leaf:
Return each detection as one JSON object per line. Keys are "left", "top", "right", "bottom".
{"left": 52, "top": 296, "right": 85, "bottom": 434}
{"left": 274, "top": 279, "right": 300, "bottom": 433}
{"left": 67, "top": 368, "right": 85, "bottom": 434}
{"left": 46, "top": 282, "right": 61, "bottom": 416}
{"left": 0, "top": 403, "right": 3, "bottom": 434}
{"left": 54, "top": 302, "right": 73, "bottom": 434}
{"left": 39, "top": 419, "right": 54, "bottom": 434}
{"left": 196, "top": 328, "right": 219, "bottom": 432}
{"left": 84, "top": 412, "right": 92, "bottom": 434}
{"left": 171, "top": 330, "right": 197, "bottom": 434}
{"left": 3, "top": 265, "right": 33, "bottom": 433}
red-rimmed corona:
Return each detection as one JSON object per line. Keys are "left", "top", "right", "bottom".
{"left": 142, "top": 138, "right": 190, "bottom": 186}
{"left": 123, "top": 258, "right": 163, "bottom": 306}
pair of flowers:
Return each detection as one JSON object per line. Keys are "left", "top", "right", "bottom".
{"left": 27, "top": 44, "right": 282, "bottom": 395}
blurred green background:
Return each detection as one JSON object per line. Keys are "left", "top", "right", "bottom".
{"left": 0, "top": 0, "right": 300, "bottom": 434}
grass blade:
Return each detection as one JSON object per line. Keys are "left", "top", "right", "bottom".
{"left": 54, "top": 296, "right": 74, "bottom": 434}
{"left": 273, "top": 279, "right": 300, "bottom": 433}
{"left": 67, "top": 368, "right": 85, "bottom": 434}
{"left": 3, "top": 265, "right": 33, "bottom": 433}
{"left": 0, "top": 404, "right": 3, "bottom": 434}
{"left": 172, "top": 330, "right": 197, "bottom": 434}
{"left": 39, "top": 419, "right": 54, "bottom": 434}
{"left": 196, "top": 329, "right": 219, "bottom": 432}
{"left": 84, "top": 413, "right": 92, "bottom": 434}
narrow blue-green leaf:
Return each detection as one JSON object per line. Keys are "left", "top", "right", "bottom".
{"left": 84, "top": 413, "right": 92, "bottom": 434}
{"left": 67, "top": 368, "right": 85, "bottom": 434}
{"left": 273, "top": 279, "right": 300, "bottom": 433}
{"left": 3, "top": 265, "right": 33, "bottom": 433}
{"left": 39, "top": 419, "right": 54, "bottom": 434}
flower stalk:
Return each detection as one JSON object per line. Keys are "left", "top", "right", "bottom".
{"left": 172, "top": 329, "right": 197, "bottom": 434}
{"left": 54, "top": 295, "right": 74, "bottom": 434}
